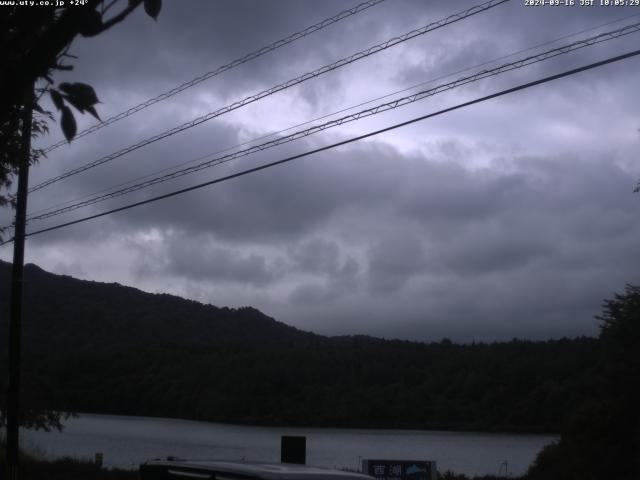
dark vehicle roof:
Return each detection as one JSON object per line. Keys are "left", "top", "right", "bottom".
{"left": 140, "top": 460, "right": 374, "bottom": 480}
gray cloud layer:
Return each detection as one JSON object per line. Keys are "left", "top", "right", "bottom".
{"left": 2, "top": 0, "right": 639, "bottom": 342}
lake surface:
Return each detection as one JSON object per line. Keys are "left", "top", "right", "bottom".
{"left": 20, "top": 414, "right": 556, "bottom": 477}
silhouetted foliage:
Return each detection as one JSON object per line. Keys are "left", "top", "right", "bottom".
{"left": 0, "top": 0, "right": 162, "bottom": 430}
{"left": 527, "top": 285, "right": 640, "bottom": 480}
{"left": 0, "top": 455, "right": 138, "bottom": 480}
{"left": 0, "top": 0, "right": 162, "bottom": 209}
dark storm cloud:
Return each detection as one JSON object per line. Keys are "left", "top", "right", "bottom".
{"left": 288, "top": 256, "right": 360, "bottom": 306}
{"left": 366, "top": 233, "right": 429, "bottom": 293}
{"left": 393, "top": 2, "right": 640, "bottom": 102}
{"left": 279, "top": 145, "right": 638, "bottom": 341}
{"left": 289, "top": 237, "right": 342, "bottom": 274}
{"left": 32, "top": 0, "right": 637, "bottom": 215}
{"left": 51, "top": 0, "right": 390, "bottom": 109}
{"left": 85, "top": 133, "right": 639, "bottom": 335}
{"left": 98, "top": 138, "right": 400, "bottom": 242}
{"left": 4, "top": 0, "right": 639, "bottom": 342}
{"left": 396, "top": 161, "right": 526, "bottom": 223}
{"left": 163, "top": 233, "right": 276, "bottom": 287}
{"left": 20, "top": 133, "right": 640, "bottom": 342}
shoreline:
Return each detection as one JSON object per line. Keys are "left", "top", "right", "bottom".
{"left": 60, "top": 411, "right": 561, "bottom": 437}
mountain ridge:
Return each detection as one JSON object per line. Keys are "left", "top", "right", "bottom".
{"left": 0, "top": 260, "right": 320, "bottom": 354}
{"left": 0, "top": 260, "right": 602, "bottom": 433}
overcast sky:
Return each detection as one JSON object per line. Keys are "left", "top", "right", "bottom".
{"left": 2, "top": 0, "right": 639, "bottom": 342}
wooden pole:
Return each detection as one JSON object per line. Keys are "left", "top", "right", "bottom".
{"left": 6, "top": 85, "right": 34, "bottom": 480}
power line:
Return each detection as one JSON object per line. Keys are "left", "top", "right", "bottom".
{"left": 28, "top": 0, "right": 509, "bottom": 194}
{"left": 25, "top": 12, "right": 640, "bottom": 221}
{"left": 40, "top": 0, "right": 388, "bottom": 154}
{"left": 2, "top": 47, "right": 636, "bottom": 245}
{"left": 24, "top": 21, "right": 640, "bottom": 224}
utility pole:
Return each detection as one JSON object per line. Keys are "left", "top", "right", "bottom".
{"left": 6, "top": 85, "right": 34, "bottom": 480}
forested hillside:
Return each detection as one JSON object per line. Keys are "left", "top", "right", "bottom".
{"left": 0, "top": 261, "right": 600, "bottom": 433}
{"left": 17, "top": 338, "right": 597, "bottom": 432}
{"left": 0, "top": 261, "right": 317, "bottom": 353}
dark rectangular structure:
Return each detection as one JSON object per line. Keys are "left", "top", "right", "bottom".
{"left": 281, "top": 435, "right": 306, "bottom": 465}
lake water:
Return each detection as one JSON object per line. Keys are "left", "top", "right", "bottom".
{"left": 20, "top": 414, "right": 557, "bottom": 477}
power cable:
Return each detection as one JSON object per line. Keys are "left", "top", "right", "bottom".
{"left": 28, "top": 0, "right": 509, "bottom": 194}
{"left": 1, "top": 47, "right": 636, "bottom": 245}
{"left": 23, "top": 21, "right": 640, "bottom": 224}
{"left": 25, "top": 11, "right": 640, "bottom": 220}
{"left": 40, "top": 0, "right": 389, "bottom": 154}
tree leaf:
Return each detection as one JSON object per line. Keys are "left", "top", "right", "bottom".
{"left": 58, "top": 82, "right": 101, "bottom": 121}
{"left": 58, "top": 82, "right": 99, "bottom": 106}
{"left": 85, "top": 105, "right": 101, "bottom": 121}
{"left": 50, "top": 89, "right": 64, "bottom": 111}
{"left": 144, "top": 0, "right": 161, "bottom": 20}
{"left": 61, "top": 93, "right": 86, "bottom": 114}
{"left": 60, "top": 106, "right": 77, "bottom": 143}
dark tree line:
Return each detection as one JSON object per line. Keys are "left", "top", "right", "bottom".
{"left": 2, "top": 337, "right": 600, "bottom": 433}
{"left": 0, "top": 260, "right": 602, "bottom": 433}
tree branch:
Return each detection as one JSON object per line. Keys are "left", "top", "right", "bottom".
{"left": 90, "top": 0, "right": 143, "bottom": 36}
{"left": 0, "top": 0, "right": 143, "bottom": 116}
{"left": 102, "top": 0, "right": 121, "bottom": 16}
